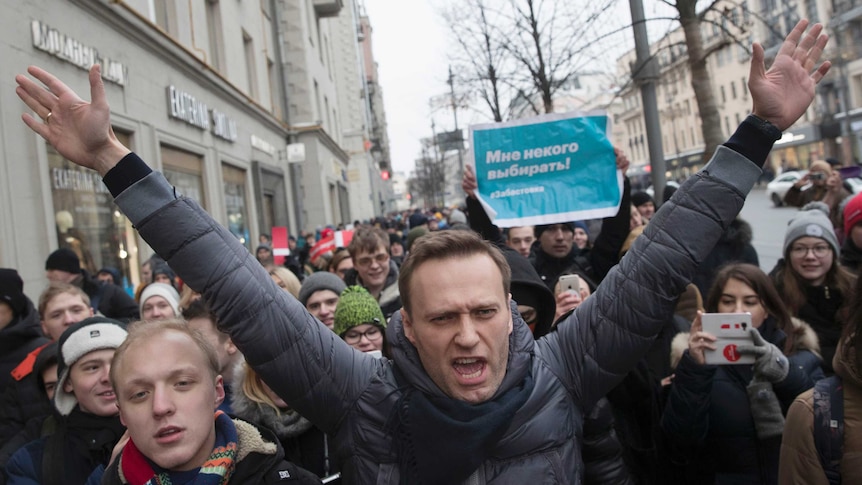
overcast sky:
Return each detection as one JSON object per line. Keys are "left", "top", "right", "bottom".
{"left": 360, "top": 0, "right": 678, "bottom": 176}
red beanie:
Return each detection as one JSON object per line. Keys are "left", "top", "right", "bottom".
{"left": 844, "top": 193, "right": 862, "bottom": 238}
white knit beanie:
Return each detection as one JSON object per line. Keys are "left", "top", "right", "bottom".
{"left": 139, "top": 282, "right": 181, "bottom": 317}
{"left": 54, "top": 317, "right": 128, "bottom": 415}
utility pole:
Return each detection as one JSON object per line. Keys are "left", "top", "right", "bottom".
{"left": 628, "top": 0, "right": 666, "bottom": 203}
{"left": 448, "top": 66, "right": 465, "bottom": 177}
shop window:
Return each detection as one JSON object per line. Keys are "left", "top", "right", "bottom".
{"left": 48, "top": 131, "right": 139, "bottom": 294}
{"left": 223, "top": 164, "right": 251, "bottom": 248}
{"left": 162, "top": 145, "right": 205, "bottom": 206}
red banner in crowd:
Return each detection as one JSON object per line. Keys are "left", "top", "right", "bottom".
{"left": 271, "top": 227, "right": 289, "bottom": 266}
{"left": 309, "top": 230, "right": 353, "bottom": 263}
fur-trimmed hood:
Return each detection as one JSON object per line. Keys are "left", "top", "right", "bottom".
{"left": 671, "top": 316, "right": 821, "bottom": 369}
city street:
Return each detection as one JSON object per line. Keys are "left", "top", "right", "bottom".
{"left": 740, "top": 186, "right": 798, "bottom": 273}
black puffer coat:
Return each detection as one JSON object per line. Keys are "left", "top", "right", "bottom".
{"left": 661, "top": 317, "right": 822, "bottom": 485}
{"left": 108, "top": 139, "right": 760, "bottom": 483}
{"left": 0, "top": 298, "right": 47, "bottom": 393}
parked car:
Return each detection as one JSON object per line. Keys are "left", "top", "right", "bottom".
{"left": 767, "top": 171, "right": 806, "bottom": 207}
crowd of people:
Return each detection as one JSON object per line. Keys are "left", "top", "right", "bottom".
{"left": 0, "top": 19, "right": 857, "bottom": 485}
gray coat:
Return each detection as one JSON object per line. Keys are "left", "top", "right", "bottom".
{"left": 113, "top": 146, "right": 760, "bottom": 484}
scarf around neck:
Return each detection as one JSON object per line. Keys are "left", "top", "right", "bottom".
{"left": 387, "top": 369, "right": 535, "bottom": 484}
{"left": 120, "top": 410, "right": 238, "bottom": 485}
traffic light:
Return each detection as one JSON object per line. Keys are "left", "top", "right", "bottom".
{"left": 381, "top": 170, "right": 390, "bottom": 180}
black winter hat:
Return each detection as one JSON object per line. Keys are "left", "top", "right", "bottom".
{"left": 409, "top": 211, "right": 428, "bottom": 229}
{"left": 151, "top": 261, "right": 176, "bottom": 282}
{"left": 534, "top": 222, "right": 575, "bottom": 238}
{"left": 34, "top": 341, "right": 59, "bottom": 394}
{"left": 0, "top": 268, "right": 28, "bottom": 318}
{"left": 298, "top": 272, "right": 347, "bottom": 306}
{"left": 631, "top": 192, "right": 655, "bottom": 208}
{"left": 45, "top": 248, "right": 81, "bottom": 275}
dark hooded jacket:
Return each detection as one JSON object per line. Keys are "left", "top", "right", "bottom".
{"left": 0, "top": 348, "right": 53, "bottom": 471}
{"left": 0, "top": 298, "right": 48, "bottom": 394}
{"left": 504, "top": 249, "right": 555, "bottom": 338}
{"left": 692, "top": 217, "right": 760, "bottom": 296}
{"left": 103, "top": 130, "right": 761, "bottom": 483}
{"left": 0, "top": 342, "right": 59, "bottom": 478}
{"left": 73, "top": 271, "right": 138, "bottom": 322}
{"left": 5, "top": 407, "right": 124, "bottom": 485}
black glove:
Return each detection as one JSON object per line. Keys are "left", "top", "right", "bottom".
{"left": 738, "top": 329, "right": 789, "bottom": 383}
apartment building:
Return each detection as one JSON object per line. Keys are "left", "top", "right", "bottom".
{"left": 0, "top": 0, "right": 391, "bottom": 297}
{"left": 613, "top": 0, "right": 862, "bottom": 180}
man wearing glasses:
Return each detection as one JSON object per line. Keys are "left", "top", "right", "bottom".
{"left": 344, "top": 226, "right": 402, "bottom": 320}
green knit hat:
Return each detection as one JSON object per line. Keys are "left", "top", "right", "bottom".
{"left": 334, "top": 286, "right": 386, "bottom": 336}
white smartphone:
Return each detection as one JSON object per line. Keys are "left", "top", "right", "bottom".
{"left": 558, "top": 274, "right": 580, "bottom": 294}
{"left": 701, "top": 313, "right": 756, "bottom": 365}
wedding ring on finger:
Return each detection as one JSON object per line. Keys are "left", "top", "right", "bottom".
{"left": 45, "top": 111, "right": 52, "bottom": 124}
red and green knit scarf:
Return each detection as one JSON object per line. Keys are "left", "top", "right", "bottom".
{"left": 120, "top": 410, "right": 238, "bottom": 485}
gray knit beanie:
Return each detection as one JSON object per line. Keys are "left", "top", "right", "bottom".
{"left": 298, "top": 272, "right": 347, "bottom": 306}
{"left": 783, "top": 202, "right": 840, "bottom": 256}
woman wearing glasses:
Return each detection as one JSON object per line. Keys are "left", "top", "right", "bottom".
{"left": 771, "top": 202, "right": 856, "bottom": 375}
{"left": 333, "top": 286, "right": 388, "bottom": 357}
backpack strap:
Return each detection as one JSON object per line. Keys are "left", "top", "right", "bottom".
{"left": 813, "top": 375, "right": 844, "bottom": 485}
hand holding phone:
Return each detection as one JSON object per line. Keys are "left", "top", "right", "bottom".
{"left": 558, "top": 274, "right": 580, "bottom": 295}
{"left": 700, "top": 313, "right": 756, "bottom": 365}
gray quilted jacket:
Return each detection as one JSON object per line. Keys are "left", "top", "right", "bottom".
{"left": 114, "top": 145, "right": 760, "bottom": 484}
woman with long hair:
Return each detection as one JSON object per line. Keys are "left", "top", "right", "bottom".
{"left": 663, "top": 263, "right": 822, "bottom": 484}
{"left": 772, "top": 203, "right": 856, "bottom": 375}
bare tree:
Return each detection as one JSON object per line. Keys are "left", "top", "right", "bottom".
{"left": 408, "top": 138, "right": 448, "bottom": 208}
{"left": 441, "top": 0, "right": 621, "bottom": 120}
{"left": 441, "top": 0, "right": 510, "bottom": 122}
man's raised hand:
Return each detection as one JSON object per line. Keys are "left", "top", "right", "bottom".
{"left": 748, "top": 19, "right": 831, "bottom": 131}
{"left": 16, "top": 65, "right": 130, "bottom": 176}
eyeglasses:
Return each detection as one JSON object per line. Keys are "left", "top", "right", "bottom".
{"left": 356, "top": 252, "right": 389, "bottom": 268}
{"left": 343, "top": 326, "right": 382, "bottom": 344}
{"left": 790, "top": 244, "right": 831, "bottom": 258}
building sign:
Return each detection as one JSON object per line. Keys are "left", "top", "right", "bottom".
{"left": 212, "top": 109, "right": 238, "bottom": 142}
{"left": 167, "top": 86, "right": 237, "bottom": 142}
{"left": 168, "top": 86, "right": 210, "bottom": 130}
{"left": 251, "top": 135, "right": 276, "bottom": 155}
{"left": 31, "top": 20, "right": 128, "bottom": 86}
